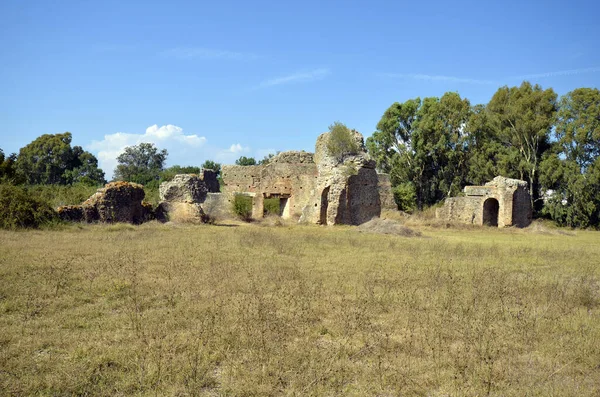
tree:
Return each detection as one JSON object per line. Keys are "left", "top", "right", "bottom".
{"left": 114, "top": 143, "right": 168, "bottom": 185}
{"left": 487, "top": 81, "right": 557, "bottom": 211}
{"left": 235, "top": 156, "right": 257, "bottom": 166}
{"left": 16, "top": 132, "right": 104, "bottom": 185}
{"left": 201, "top": 160, "right": 222, "bottom": 177}
{"left": 539, "top": 88, "right": 600, "bottom": 227}
{"left": 63, "top": 151, "right": 106, "bottom": 185}
{"left": 367, "top": 93, "right": 472, "bottom": 210}
{"left": 367, "top": 98, "right": 421, "bottom": 210}
{"left": 160, "top": 165, "right": 202, "bottom": 182}
{"left": 326, "top": 122, "right": 358, "bottom": 162}
{"left": 0, "top": 149, "right": 21, "bottom": 183}
{"left": 258, "top": 153, "right": 277, "bottom": 165}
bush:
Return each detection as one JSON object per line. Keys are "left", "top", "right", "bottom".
{"left": 326, "top": 122, "right": 359, "bottom": 162}
{"left": 232, "top": 194, "right": 253, "bottom": 221}
{"left": 393, "top": 182, "right": 417, "bottom": 212}
{"left": 26, "top": 183, "right": 99, "bottom": 208}
{"left": 264, "top": 197, "right": 280, "bottom": 216}
{"left": 0, "top": 184, "right": 59, "bottom": 229}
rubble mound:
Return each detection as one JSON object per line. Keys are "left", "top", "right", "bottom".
{"left": 156, "top": 172, "right": 221, "bottom": 223}
{"left": 57, "top": 181, "right": 149, "bottom": 224}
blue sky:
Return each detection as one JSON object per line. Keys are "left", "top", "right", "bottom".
{"left": 1, "top": 0, "right": 599, "bottom": 179}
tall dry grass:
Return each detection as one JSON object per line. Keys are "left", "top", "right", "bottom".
{"left": 0, "top": 223, "right": 598, "bottom": 396}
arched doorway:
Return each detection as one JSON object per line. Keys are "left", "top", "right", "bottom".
{"left": 483, "top": 198, "right": 499, "bottom": 227}
{"left": 319, "top": 187, "right": 330, "bottom": 225}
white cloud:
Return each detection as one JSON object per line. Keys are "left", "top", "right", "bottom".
{"left": 87, "top": 124, "right": 206, "bottom": 180}
{"left": 382, "top": 73, "right": 497, "bottom": 85}
{"left": 227, "top": 143, "right": 248, "bottom": 153}
{"left": 514, "top": 66, "right": 600, "bottom": 80}
{"left": 258, "top": 68, "right": 330, "bottom": 88}
{"left": 161, "top": 47, "right": 258, "bottom": 61}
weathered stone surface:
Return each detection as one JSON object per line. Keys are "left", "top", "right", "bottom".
{"left": 159, "top": 174, "right": 209, "bottom": 203}
{"left": 269, "top": 151, "right": 314, "bottom": 164}
{"left": 157, "top": 172, "right": 220, "bottom": 223}
{"left": 299, "top": 130, "right": 381, "bottom": 225}
{"left": 436, "top": 176, "right": 532, "bottom": 228}
{"left": 377, "top": 173, "right": 396, "bottom": 210}
{"left": 57, "top": 205, "right": 85, "bottom": 222}
{"left": 221, "top": 152, "right": 318, "bottom": 220}
{"left": 155, "top": 201, "right": 207, "bottom": 223}
{"left": 218, "top": 135, "right": 394, "bottom": 225}
{"left": 82, "top": 181, "right": 147, "bottom": 224}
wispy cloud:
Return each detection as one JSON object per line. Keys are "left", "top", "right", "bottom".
{"left": 161, "top": 47, "right": 258, "bottom": 61}
{"left": 258, "top": 68, "right": 330, "bottom": 88}
{"left": 381, "top": 73, "right": 497, "bottom": 85}
{"left": 513, "top": 66, "right": 600, "bottom": 80}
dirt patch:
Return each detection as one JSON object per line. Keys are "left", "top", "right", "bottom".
{"left": 357, "top": 217, "right": 421, "bottom": 237}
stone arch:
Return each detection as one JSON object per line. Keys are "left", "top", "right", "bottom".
{"left": 483, "top": 198, "right": 499, "bottom": 227}
{"left": 319, "top": 187, "right": 330, "bottom": 225}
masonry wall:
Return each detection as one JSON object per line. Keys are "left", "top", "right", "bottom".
{"left": 377, "top": 173, "right": 396, "bottom": 210}
{"left": 435, "top": 196, "right": 483, "bottom": 225}
{"left": 512, "top": 187, "right": 533, "bottom": 227}
{"left": 221, "top": 162, "right": 318, "bottom": 219}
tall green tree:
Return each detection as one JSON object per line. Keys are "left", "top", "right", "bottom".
{"left": 367, "top": 93, "right": 472, "bottom": 210}
{"left": 114, "top": 142, "right": 168, "bottom": 185}
{"left": 16, "top": 132, "right": 104, "bottom": 185}
{"left": 540, "top": 88, "right": 600, "bottom": 227}
{"left": 366, "top": 98, "right": 421, "bottom": 210}
{"left": 235, "top": 156, "right": 257, "bottom": 166}
{"left": 0, "top": 149, "right": 21, "bottom": 183}
{"left": 487, "top": 81, "right": 557, "bottom": 210}
{"left": 201, "top": 160, "right": 222, "bottom": 176}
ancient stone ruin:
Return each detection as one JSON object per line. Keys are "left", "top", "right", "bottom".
{"left": 57, "top": 181, "right": 152, "bottom": 224}
{"left": 57, "top": 131, "right": 394, "bottom": 226}
{"left": 155, "top": 170, "right": 223, "bottom": 223}
{"left": 436, "top": 176, "right": 532, "bottom": 227}
{"left": 220, "top": 130, "right": 395, "bottom": 225}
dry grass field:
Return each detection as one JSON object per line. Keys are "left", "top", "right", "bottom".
{"left": 1, "top": 221, "right": 599, "bottom": 396}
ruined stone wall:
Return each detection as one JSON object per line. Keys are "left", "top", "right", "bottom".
{"left": 221, "top": 153, "right": 318, "bottom": 220}
{"left": 512, "top": 187, "right": 533, "bottom": 227}
{"left": 436, "top": 176, "right": 532, "bottom": 228}
{"left": 435, "top": 196, "right": 483, "bottom": 225}
{"left": 377, "top": 173, "right": 396, "bottom": 210}
{"left": 299, "top": 131, "right": 381, "bottom": 225}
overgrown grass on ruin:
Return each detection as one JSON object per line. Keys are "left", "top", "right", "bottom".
{"left": 0, "top": 223, "right": 599, "bottom": 396}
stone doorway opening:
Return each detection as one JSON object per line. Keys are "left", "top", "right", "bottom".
{"left": 264, "top": 194, "right": 291, "bottom": 219}
{"left": 320, "top": 187, "right": 330, "bottom": 225}
{"left": 483, "top": 198, "right": 499, "bottom": 227}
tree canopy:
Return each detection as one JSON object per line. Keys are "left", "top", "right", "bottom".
{"left": 201, "top": 160, "right": 222, "bottom": 176}
{"left": 114, "top": 143, "right": 168, "bottom": 186}
{"left": 235, "top": 156, "right": 257, "bottom": 166}
{"left": 15, "top": 133, "right": 105, "bottom": 185}
{"left": 368, "top": 82, "right": 600, "bottom": 228}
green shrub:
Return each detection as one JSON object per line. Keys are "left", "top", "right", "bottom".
{"left": 0, "top": 184, "right": 59, "bottom": 229}
{"left": 232, "top": 194, "right": 253, "bottom": 221}
{"left": 393, "top": 182, "right": 417, "bottom": 212}
{"left": 26, "top": 183, "right": 99, "bottom": 208}
{"left": 264, "top": 197, "right": 280, "bottom": 216}
{"left": 326, "top": 121, "right": 359, "bottom": 162}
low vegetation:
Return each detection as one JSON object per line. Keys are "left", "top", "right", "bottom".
{"left": 0, "top": 184, "right": 59, "bottom": 229}
{"left": 1, "top": 223, "right": 598, "bottom": 395}
{"left": 232, "top": 194, "right": 253, "bottom": 221}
